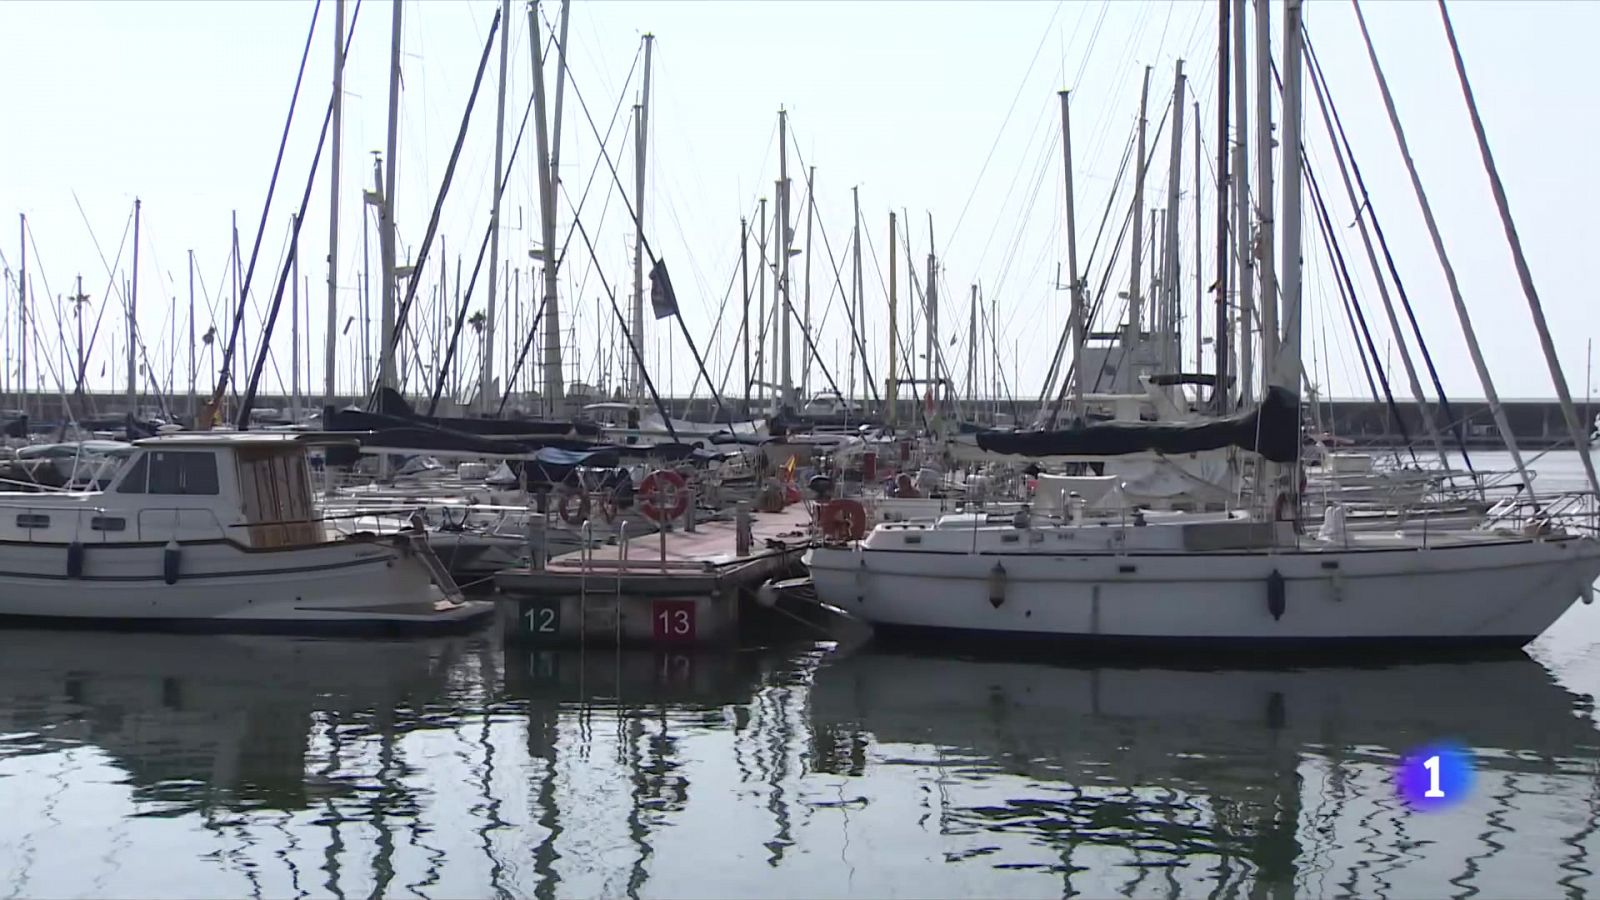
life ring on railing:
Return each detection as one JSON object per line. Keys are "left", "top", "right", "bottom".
{"left": 559, "top": 491, "right": 591, "bottom": 525}
{"left": 639, "top": 469, "right": 689, "bottom": 523}
{"left": 818, "top": 499, "right": 868, "bottom": 542}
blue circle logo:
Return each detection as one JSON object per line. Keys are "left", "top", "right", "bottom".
{"left": 1395, "top": 743, "right": 1475, "bottom": 811}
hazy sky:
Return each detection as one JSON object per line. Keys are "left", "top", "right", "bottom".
{"left": 1, "top": 0, "right": 1596, "bottom": 407}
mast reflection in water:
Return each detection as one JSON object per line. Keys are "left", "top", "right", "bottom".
{"left": 0, "top": 624, "right": 1598, "bottom": 897}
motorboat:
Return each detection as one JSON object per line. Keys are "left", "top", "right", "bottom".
{"left": 0, "top": 432, "right": 488, "bottom": 632}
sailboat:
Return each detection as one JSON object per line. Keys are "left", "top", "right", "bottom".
{"left": 804, "top": 0, "right": 1600, "bottom": 651}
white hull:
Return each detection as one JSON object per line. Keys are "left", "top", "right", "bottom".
{"left": 0, "top": 538, "right": 480, "bottom": 630}
{"left": 807, "top": 534, "right": 1600, "bottom": 646}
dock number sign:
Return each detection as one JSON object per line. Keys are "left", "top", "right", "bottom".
{"left": 521, "top": 600, "right": 561, "bottom": 641}
{"left": 652, "top": 599, "right": 697, "bottom": 643}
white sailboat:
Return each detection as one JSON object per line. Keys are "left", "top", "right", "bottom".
{"left": 0, "top": 432, "right": 487, "bottom": 631}
{"left": 805, "top": 0, "right": 1600, "bottom": 651}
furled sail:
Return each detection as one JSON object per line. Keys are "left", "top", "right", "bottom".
{"left": 974, "top": 386, "right": 1301, "bottom": 462}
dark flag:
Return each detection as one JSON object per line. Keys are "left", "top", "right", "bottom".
{"left": 649, "top": 258, "right": 678, "bottom": 319}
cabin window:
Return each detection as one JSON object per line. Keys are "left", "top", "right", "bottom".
{"left": 90, "top": 516, "right": 127, "bottom": 532}
{"left": 116, "top": 455, "right": 149, "bottom": 494}
{"left": 15, "top": 514, "right": 49, "bottom": 529}
{"left": 148, "top": 452, "right": 219, "bottom": 495}
{"left": 118, "top": 451, "right": 219, "bottom": 495}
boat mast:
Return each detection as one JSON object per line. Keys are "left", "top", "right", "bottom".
{"left": 851, "top": 185, "right": 862, "bottom": 407}
{"left": 17, "top": 214, "right": 25, "bottom": 419}
{"left": 926, "top": 216, "right": 937, "bottom": 405}
{"left": 740, "top": 216, "right": 750, "bottom": 415}
{"left": 1162, "top": 61, "right": 1185, "bottom": 382}
{"left": 234, "top": 213, "right": 244, "bottom": 409}
{"left": 530, "top": 1, "right": 566, "bottom": 415}
{"left": 291, "top": 213, "right": 301, "bottom": 422}
{"left": 378, "top": 0, "right": 402, "bottom": 395}
{"left": 1058, "top": 90, "right": 1085, "bottom": 420}
{"left": 187, "top": 250, "right": 196, "bottom": 422}
{"left": 773, "top": 179, "right": 783, "bottom": 409}
{"left": 801, "top": 164, "right": 816, "bottom": 399}
{"left": 887, "top": 210, "right": 898, "bottom": 426}
{"left": 480, "top": 0, "right": 509, "bottom": 414}
{"left": 1212, "top": 0, "right": 1232, "bottom": 409}
{"left": 129, "top": 197, "right": 141, "bottom": 413}
{"left": 778, "top": 108, "right": 793, "bottom": 410}
{"left": 1128, "top": 67, "right": 1151, "bottom": 353}
{"left": 1435, "top": 0, "right": 1600, "bottom": 496}
{"left": 361, "top": 162, "right": 374, "bottom": 396}
{"left": 72, "top": 276, "right": 86, "bottom": 414}
{"left": 757, "top": 196, "right": 767, "bottom": 410}
{"left": 1268, "top": 0, "right": 1305, "bottom": 518}
{"left": 1253, "top": 0, "right": 1277, "bottom": 392}
{"left": 1232, "top": 0, "right": 1251, "bottom": 406}
{"left": 1277, "top": 0, "right": 1304, "bottom": 397}
{"left": 630, "top": 34, "right": 655, "bottom": 404}
{"left": 967, "top": 283, "right": 977, "bottom": 412}
{"left": 1194, "top": 97, "right": 1203, "bottom": 379}
{"left": 325, "top": 0, "right": 344, "bottom": 409}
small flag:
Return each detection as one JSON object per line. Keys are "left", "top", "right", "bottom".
{"left": 649, "top": 258, "right": 678, "bottom": 319}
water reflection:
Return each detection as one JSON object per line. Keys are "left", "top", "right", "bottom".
{"left": 0, "top": 627, "right": 1596, "bottom": 898}
{"left": 808, "top": 652, "right": 1600, "bottom": 898}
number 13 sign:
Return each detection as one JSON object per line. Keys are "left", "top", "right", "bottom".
{"left": 653, "top": 599, "right": 697, "bottom": 643}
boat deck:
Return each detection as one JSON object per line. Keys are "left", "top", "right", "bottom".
{"left": 496, "top": 503, "right": 815, "bottom": 596}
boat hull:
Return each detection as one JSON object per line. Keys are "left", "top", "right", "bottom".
{"left": 807, "top": 535, "right": 1600, "bottom": 649}
{"left": 0, "top": 538, "right": 488, "bottom": 633}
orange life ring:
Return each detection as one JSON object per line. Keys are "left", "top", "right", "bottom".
{"left": 818, "top": 499, "right": 868, "bottom": 542}
{"left": 559, "top": 491, "right": 590, "bottom": 525}
{"left": 639, "top": 469, "right": 690, "bottom": 523}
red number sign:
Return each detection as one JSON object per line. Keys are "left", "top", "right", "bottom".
{"left": 652, "top": 599, "right": 697, "bottom": 643}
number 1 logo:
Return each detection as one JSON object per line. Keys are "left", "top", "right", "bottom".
{"left": 1423, "top": 755, "right": 1444, "bottom": 798}
{"left": 1397, "top": 744, "right": 1472, "bottom": 810}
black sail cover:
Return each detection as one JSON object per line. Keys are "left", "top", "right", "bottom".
{"left": 975, "top": 385, "right": 1301, "bottom": 462}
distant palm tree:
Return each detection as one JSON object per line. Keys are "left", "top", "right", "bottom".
{"left": 468, "top": 310, "right": 487, "bottom": 336}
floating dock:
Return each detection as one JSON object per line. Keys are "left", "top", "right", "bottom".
{"left": 495, "top": 503, "right": 815, "bottom": 647}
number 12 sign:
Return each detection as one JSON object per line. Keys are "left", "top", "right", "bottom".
{"left": 653, "top": 600, "right": 697, "bottom": 643}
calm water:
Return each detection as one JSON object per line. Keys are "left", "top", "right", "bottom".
{"left": 1, "top": 452, "right": 1597, "bottom": 899}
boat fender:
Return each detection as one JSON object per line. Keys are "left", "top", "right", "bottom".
{"left": 66, "top": 542, "right": 85, "bottom": 579}
{"left": 988, "top": 561, "right": 1007, "bottom": 609}
{"left": 1582, "top": 581, "right": 1595, "bottom": 606}
{"left": 1267, "top": 569, "right": 1286, "bottom": 621}
{"left": 163, "top": 540, "right": 181, "bottom": 586}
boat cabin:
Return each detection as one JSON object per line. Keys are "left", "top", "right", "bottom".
{"left": 0, "top": 433, "right": 343, "bottom": 548}
{"left": 802, "top": 391, "right": 862, "bottom": 417}
{"left": 579, "top": 402, "right": 642, "bottom": 430}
